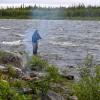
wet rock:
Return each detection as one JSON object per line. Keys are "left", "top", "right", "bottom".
{"left": 0, "top": 51, "right": 23, "bottom": 68}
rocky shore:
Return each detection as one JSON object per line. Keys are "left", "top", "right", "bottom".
{"left": 0, "top": 50, "right": 78, "bottom": 100}
{"left": 0, "top": 50, "right": 99, "bottom": 100}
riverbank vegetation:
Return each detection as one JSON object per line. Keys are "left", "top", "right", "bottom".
{"left": 73, "top": 55, "right": 100, "bottom": 100}
{"left": 0, "top": 5, "right": 100, "bottom": 19}
{"left": 0, "top": 51, "right": 100, "bottom": 100}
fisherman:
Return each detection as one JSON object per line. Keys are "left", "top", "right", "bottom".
{"left": 32, "top": 30, "right": 42, "bottom": 55}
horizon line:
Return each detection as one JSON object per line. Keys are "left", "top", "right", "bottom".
{"left": 0, "top": 3, "right": 100, "bottom": 9}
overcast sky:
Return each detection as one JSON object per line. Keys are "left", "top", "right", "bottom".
{"left": 0, "top": 0, "right": 100, "bottom": 7}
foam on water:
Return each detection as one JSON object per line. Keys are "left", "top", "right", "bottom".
{"left": 14, "top": 34, "right": 25, "bottom": 37}
{"left": 0, "top": 26, "right": 11, "bottom": 30}
{"left": 2, "top": 40, "right": 22, "bottom": 46}
{"left": 50, "top": 41, "right": 78, "bottom": 47}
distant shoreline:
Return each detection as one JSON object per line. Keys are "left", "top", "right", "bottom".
{"left": 0, "top": 5, "right": 100, "bottom": 20}
{"left": 0, "top": 17, "right": 100, "bottom": 21}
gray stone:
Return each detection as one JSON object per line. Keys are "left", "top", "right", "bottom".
{"left": 29, "top": 71, "right": 46, "bottom": 78}
{"left": 0, "top": 51, "right": 23, "bottom": 68}
{"left": 61, "top": 74, "right": 74, "bottom": 80}
{"left": 0, "top": 64, "right": 23, "bottom": 77}
{"left": 47, "top": 91, "right": 65, "bottom": 100}
{"left": 69, "top": 96, "right": 78, "bottom": 100}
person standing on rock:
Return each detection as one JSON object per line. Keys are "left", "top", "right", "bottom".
{"left": 32, "top": 30, "right": 42, "bottom": 55}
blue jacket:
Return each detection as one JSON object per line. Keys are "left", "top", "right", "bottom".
{"left": 32, "top": 30, "right": 42, "bottom": 43}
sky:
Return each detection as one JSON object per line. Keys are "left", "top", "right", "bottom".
{"left": 0, "top": 0, "right": 100, "bottom": 7}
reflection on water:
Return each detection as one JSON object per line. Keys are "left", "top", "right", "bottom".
{"left": 0, "top": 19, "right": 100, "bottom": 67}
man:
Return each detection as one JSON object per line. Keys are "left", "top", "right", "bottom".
{"left": 32, "top": 30, "right": 42, "bottom": 55}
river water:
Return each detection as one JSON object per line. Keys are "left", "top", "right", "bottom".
{"left": 0, "top": 19, "right": 100, "bottom": 68}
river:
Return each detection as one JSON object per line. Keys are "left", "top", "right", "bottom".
{"left": 0, "top": 19, "right": 100, "bottom": 68}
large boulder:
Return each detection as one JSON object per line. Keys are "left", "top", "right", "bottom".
{"left": 0, "top": 51, "right": 23, "bottom": 68}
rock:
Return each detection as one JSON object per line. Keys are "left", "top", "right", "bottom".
{"left": 67, "top": 65, "right": 74, "bottom": 68}
{"left": 23, "top": 88, "right": 33, "bottom": 94}
{"left": 16, "top": 88, "right": 34, "bottom": 95}
{"left": 29, "top": 72, "right": 37, "bottom": 77}
{"left": 65, "top": 75, "right": 74, "bottom": 80}
{"left": 47, "top": 91, "right": 65, "bottom": 100}
{"left": 21, "top": 71, "right": 45, "bottom": 81}
{"left": 70, "top": 96, "right": 78, "bottom": 100}
{"left": 0, "top": 51, "right": 23, "bottom": 68}
{"left": 22, "top": 75, "right": 39, "bottom": 81}
{"left": 13, "top": 67, "right": 23, "bottom": 77}
{"left": 29, "top": 71, "right": 46, "bottom": 78}
{"left": 0, "top": 64, "right": 23, "bottom": 77}
{"left": 22, "top": 76, "right": 32, "bottom": 81}
{"left": 0, "top": 65, "right": 6, "bottom": 69}
{"left": 0, "top": 65, "right": 8, "bottom": 73}
{"left": 61, "top": 74, "right": 74, "bottom": 80}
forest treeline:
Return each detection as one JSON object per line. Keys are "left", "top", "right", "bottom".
{"left": 0, "top": 5, "right": 100, "bottom": 19}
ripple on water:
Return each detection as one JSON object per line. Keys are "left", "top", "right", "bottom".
{"left": 0, "top": 19, "right": 100, "bottom": 68}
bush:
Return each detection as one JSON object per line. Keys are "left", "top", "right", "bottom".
{"left": 73, "top": 55, "right": 100, "bottom": 100}
{"left": 0, "top": 80, "right": 31, "bottom": 100}
{"left": 28, "top": 56, "right": 48, "bottom": 71}
{"left": 7, "top": 65, "right": 18, "bottom": 78}
{"left": 28, "top": 65, "right": 61, "bottom": 99}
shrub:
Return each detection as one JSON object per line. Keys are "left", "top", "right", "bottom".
{"left": 73, "top": 55, "right": 100, "bottom": 100}
{"left": 28, "top": 65, "right": 61, "bottom": 99}
{"left": 0, "top": 80, "right": 31, "bottom": 100}
{"left": 28, "top": 56, "right": 48, "bottom": 71}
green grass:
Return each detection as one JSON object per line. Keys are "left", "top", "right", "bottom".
{"left": 73, "top": 67, "right": 100, "bottom": 100}
{"left": 28, "top": 56, "right": 49, "bottom": 71}
{"left": 72, "top": 55, "right": 100, "bottom": 100}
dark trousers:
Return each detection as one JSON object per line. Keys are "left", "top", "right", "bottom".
{"left": 33, "top": 42, "right": 38, "bottom": 55}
